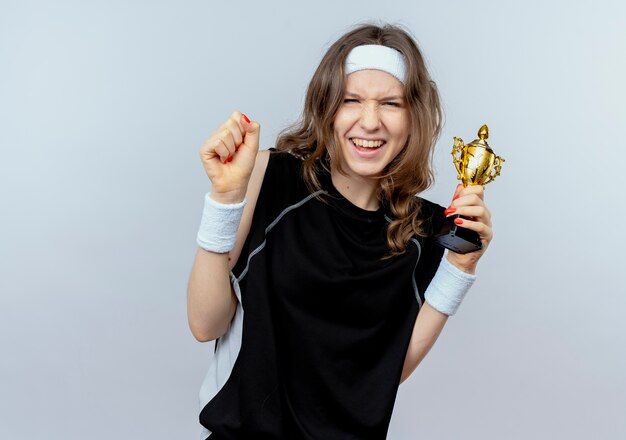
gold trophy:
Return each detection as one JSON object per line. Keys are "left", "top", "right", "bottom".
{"left": 435, "top": 124, "right": 505, "bottom": 254}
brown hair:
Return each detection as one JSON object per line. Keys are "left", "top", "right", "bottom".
{"left": 275, "top": 22, "right": 443, "bottom": 257}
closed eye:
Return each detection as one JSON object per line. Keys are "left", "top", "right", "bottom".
{"left": 384, "top": 102, "right": 402, "bottom": 107}
{"left": 343, "top": 99, "right": 359, "bottom": 103}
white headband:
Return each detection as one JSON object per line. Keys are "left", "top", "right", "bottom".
{"left": 344, "top": 44, "right": 407, "bottom": 84}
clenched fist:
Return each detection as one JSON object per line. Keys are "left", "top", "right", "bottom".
{"left": 199, "top": 111, "right": 260, "bottom": 204}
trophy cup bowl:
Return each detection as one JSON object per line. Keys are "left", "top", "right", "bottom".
{"left": 435, "top": 124, "right": 504, "bottom": 254}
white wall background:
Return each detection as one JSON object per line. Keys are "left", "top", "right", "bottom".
{"left": 1, "top": 0, "right": 624, "bottom": 439}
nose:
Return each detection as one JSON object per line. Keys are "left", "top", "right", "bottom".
{"left": 359, "top": 103, "right": 381, "bottom": 131}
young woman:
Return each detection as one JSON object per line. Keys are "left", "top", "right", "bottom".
{"left": 188, "top": 23, "right": 493, "bottom": 440}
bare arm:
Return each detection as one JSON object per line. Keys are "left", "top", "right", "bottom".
{"left": 186, "top": 111, "right": 269, "bottom": 342}
{"left": 187, "top": 149, "right": 269, "bottom": 342}
{"left": 399, "top": 183, "right": 493, "bottom": 383}
{"left": 187, "top": 248, "right": 236, "bottom": 343}
{"left": 399, "top": 302, "right": 448, "bottom": 384}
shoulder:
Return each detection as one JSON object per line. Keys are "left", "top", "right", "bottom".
{"left": 415, "top": 196, "right": 446, "bottom": 237}
{"left": 229, "top": 149, "right": 305, "bottom": 271}
{"left": 412, "top": 196, "right": 447, "bottom": 294}
{"left": 246, "top": 149, "right": 302, "bottom": 196}
{"left": 261, "top": 148, "right": 307, "bottom": 192}
{"left": 251, "top": 148, "right": 311, "bottom": 213}
{"left": 242, "top": 149, "right": 271, "bottom": 208}
{"left": 267, "top": 148, "right": 304, "bottom": 171}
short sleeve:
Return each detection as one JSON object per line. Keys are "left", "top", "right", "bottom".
{"left": 231, "top": 150, "right": 306, "bottom": 278}
{"left": 414, "top": 198, "right": 446, "bottom": 303}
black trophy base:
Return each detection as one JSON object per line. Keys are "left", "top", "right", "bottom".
{"left": 435, "top": 214, "right": 482, "bottom": 254}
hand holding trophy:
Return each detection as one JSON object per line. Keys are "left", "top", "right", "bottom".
{"left": 435, "top": 124, "right": 505, "bottom": 254}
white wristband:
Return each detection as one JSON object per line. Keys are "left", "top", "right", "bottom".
{"left": 425, "top": 256, "right": 477, "bottom": 316}
{"left": 196, "top": 193, "right": 246, "bottom": 253}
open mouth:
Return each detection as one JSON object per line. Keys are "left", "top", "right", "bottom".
{"left": 349, "top": 138, "right": 386, "bottom": 152}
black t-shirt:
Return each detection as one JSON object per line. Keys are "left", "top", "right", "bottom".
{"left": 199, "top": 150, "right": 445, "bottom": 439}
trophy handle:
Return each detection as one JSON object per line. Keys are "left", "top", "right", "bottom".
{"left": 451, "top": 137, "right": 464, "bottom": 180}
{"left": 484, "top": 155, "right": 505, "bottom": 185}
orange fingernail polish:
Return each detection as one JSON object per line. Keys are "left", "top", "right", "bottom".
{"left": 444, "top": 207, "right": 456, "bottom": 216}
{"left": 453, "top": 194, "right": 460, "bottom": 200}
{"left": 242, "top": 113, "right": 250, "bottom": 123}
{"left": 454, "top": 218, "right": 463, "bottom": 225}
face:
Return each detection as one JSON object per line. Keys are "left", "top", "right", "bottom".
{"left": 333, "top": 69, "right": 410, "bottom": 180}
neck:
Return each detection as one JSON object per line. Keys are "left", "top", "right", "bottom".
{"left": 330, "top": 167, "right": 380, "bottom": 211}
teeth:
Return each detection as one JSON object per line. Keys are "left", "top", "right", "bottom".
{"left": 351, "top": 138, "right": 385, "bottom": 148}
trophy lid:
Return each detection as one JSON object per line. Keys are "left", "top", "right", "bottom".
{"left": 466, "top": 124, "right": 494, "bottom": 152}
